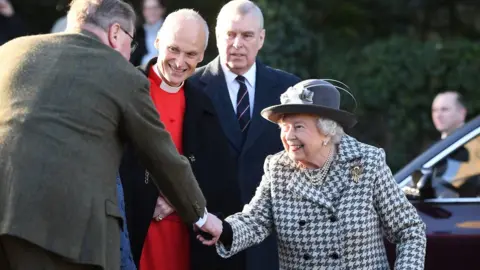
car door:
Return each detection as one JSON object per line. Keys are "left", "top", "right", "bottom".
{"left": 398, "top": 126, "right": 480, "bottom": 270}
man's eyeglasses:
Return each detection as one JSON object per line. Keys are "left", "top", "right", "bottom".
{"left": 120, "top": 27, "right": 138, "bottom": 53}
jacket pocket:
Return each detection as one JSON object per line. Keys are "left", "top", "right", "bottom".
{"left": 105, "top": 199, "right": 124, "bottom": 231}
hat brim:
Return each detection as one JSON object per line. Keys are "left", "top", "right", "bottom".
{"left": 261, "top": 104, "right": 357, "bottom": 128}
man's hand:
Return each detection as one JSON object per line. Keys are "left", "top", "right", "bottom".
{"left": 153, "top": 196, "right": 174, "bottom": 221}
{"left": 0, "top": 0, "right": 14, "bottom": 17}
{"left": 196, "top": 213, "right": 222, "bottom": 246}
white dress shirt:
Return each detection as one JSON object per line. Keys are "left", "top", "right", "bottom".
{"left": 220, "top": 63, "right": 256, "bottom": 116}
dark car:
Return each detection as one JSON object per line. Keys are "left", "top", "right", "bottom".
{"left": 387, "top": 115, "right": 480, "bottom": 269}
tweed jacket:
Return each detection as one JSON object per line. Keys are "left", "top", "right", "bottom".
{"left": 0, "top": 31, "right": 205, "bottom": 269}
{"left": 217, "top": 135, "right": 426, "bottom": 270}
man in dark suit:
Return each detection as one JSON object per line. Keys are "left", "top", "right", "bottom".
{"left": 0, "top": 1, "right": 220, "bottom": 269}
{"left": 187, "top": 1, "right": 300, "bottom": 269}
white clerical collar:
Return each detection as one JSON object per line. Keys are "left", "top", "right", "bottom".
{"left": 220, "top": 61, "right": 256, "bottom": 88}
{"left": 153, "top": 63, "right": 183, "bottom": 93}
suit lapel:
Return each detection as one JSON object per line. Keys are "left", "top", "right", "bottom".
{"left": 242, "top": 62, "right": 276, "bottom": 152}
{"left": 200, "top": 58, "right": 243, "bottom": 152}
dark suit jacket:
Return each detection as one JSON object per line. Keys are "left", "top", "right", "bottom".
{"left": 120, "top": 58, "right": 243, "bottom": 270}
{"left": 0, "top": 31, "right": 205, "bottom": 270}
{"left": 188, "top": 57, "right": 300, "bottom": 270}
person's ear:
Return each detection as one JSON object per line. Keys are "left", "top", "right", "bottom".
{"left": 198, "top": 51, "right": 205, "bottom": 63}
{"left": 258, "top": 29, "right": 265, "bottom": 50}
{"left": 108, "top": 23, "right": 121, "bottom": 49}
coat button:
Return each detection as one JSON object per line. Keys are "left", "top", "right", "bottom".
{"left": 329, "top": 215, "right": 338, "bottom": 222}
{"left": 329, "top": 252, "right": 340, "bottom": 260}
{"left": 303, "top": 254, "right": 311, "bottom": 260}
{"left": 298, "top": 220, "right": 306, "bottom": 226}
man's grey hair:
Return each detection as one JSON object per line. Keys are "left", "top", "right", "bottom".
{"left": 67, "top": 0, "right": 136, "bottom": 32}
{"left": 317, "top": 118, "right": 345, "bottom": 144}
{"left": 157, "top": 9, "right": 209, "bottom": 50}
{"left": 216, "top": 0, "right": 264, "bottom": 29}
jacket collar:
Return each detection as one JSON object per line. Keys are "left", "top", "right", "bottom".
{"left": 79, "top": 29, "right": 102, "bottom": 42}
{"left": 335, "top": 135, "right": 363, "bottom": 163}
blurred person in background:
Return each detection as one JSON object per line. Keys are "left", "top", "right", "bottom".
{"left": 0, "top": 0, "right": 28, "bottom": 45}
{"left": 432, "top": 91, "right": 467, "bottom": 139}
{"left": 130, "top": 0, "right": 165, "bottom": 66}
{"left": 419, "top": 91, "right": 475, "bottom": 199}
{"left": 51, "top": 1, "right": 68, "bottom": 33}
{"left": 51, "top": 15, "right": 67, "bottom": 33}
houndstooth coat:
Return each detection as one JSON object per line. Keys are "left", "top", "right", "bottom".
{"left": 216, "top": 135, "right": 426, "bottom": 270}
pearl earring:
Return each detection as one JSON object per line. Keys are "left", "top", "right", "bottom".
{"left": 323, "top": 140, "right": 328, "bottom": 146}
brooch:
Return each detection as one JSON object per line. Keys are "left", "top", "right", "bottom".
{"left": 351, "top": 164, "right": 363, "bottom": 183}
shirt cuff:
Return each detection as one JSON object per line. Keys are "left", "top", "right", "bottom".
{"left": 194, "top": 208, "right": 208, "bottom": 227}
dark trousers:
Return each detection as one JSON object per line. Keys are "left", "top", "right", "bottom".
{"left": 0, "top": 235, "right": 100, "bottom": 270}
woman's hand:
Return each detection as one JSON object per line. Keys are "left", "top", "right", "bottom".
{"left": 196, "top": 213, "right": 223, "bottom": 246}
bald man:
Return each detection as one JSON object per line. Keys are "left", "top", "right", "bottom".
{"left": 119, "top": 9, "right": 233, "bottom": 270}
{"left": 432, "top": 91, "right": 467, "bottom": 139}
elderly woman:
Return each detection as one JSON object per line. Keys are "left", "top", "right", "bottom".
{"left": 201, "top": 79, "right": 426, "bottom": 269}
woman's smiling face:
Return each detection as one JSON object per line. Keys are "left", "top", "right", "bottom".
{"left": 279, "top": 114, "right": 328, "bottom": 167}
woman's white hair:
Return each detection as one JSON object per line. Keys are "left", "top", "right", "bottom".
{"left": 316, "top": 117, "right": 344, "bottom": 144}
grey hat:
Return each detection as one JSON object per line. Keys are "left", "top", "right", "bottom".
{"left": 261, "top": 79, "right": 357, "bottom": 128}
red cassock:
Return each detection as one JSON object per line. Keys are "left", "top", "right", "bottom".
{"left": 139, "top": 66, "right": 190, "bottom": 270}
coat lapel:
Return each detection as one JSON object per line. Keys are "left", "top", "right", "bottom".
{"left": 182, "top": 84, "right": 211, "bottom": 154}
{"left": 199, "top": 58, "right": 243, "bottom": 152}
{"left": 242, "top": 61, "right": 277, "bottom": 152}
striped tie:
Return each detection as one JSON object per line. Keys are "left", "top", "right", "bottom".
{"left": 236, "top": 75, "right": 250, "bottom": 133}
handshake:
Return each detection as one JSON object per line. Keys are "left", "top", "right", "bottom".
{"left": 195, "top": 213, "right": 223, "bottom": 246}
{"left": 153, "top": 196, "right": 224, "bottom": 246}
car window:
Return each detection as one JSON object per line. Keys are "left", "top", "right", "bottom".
{"left": 403, "top": 134, "right": 480, "bottom": 199}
